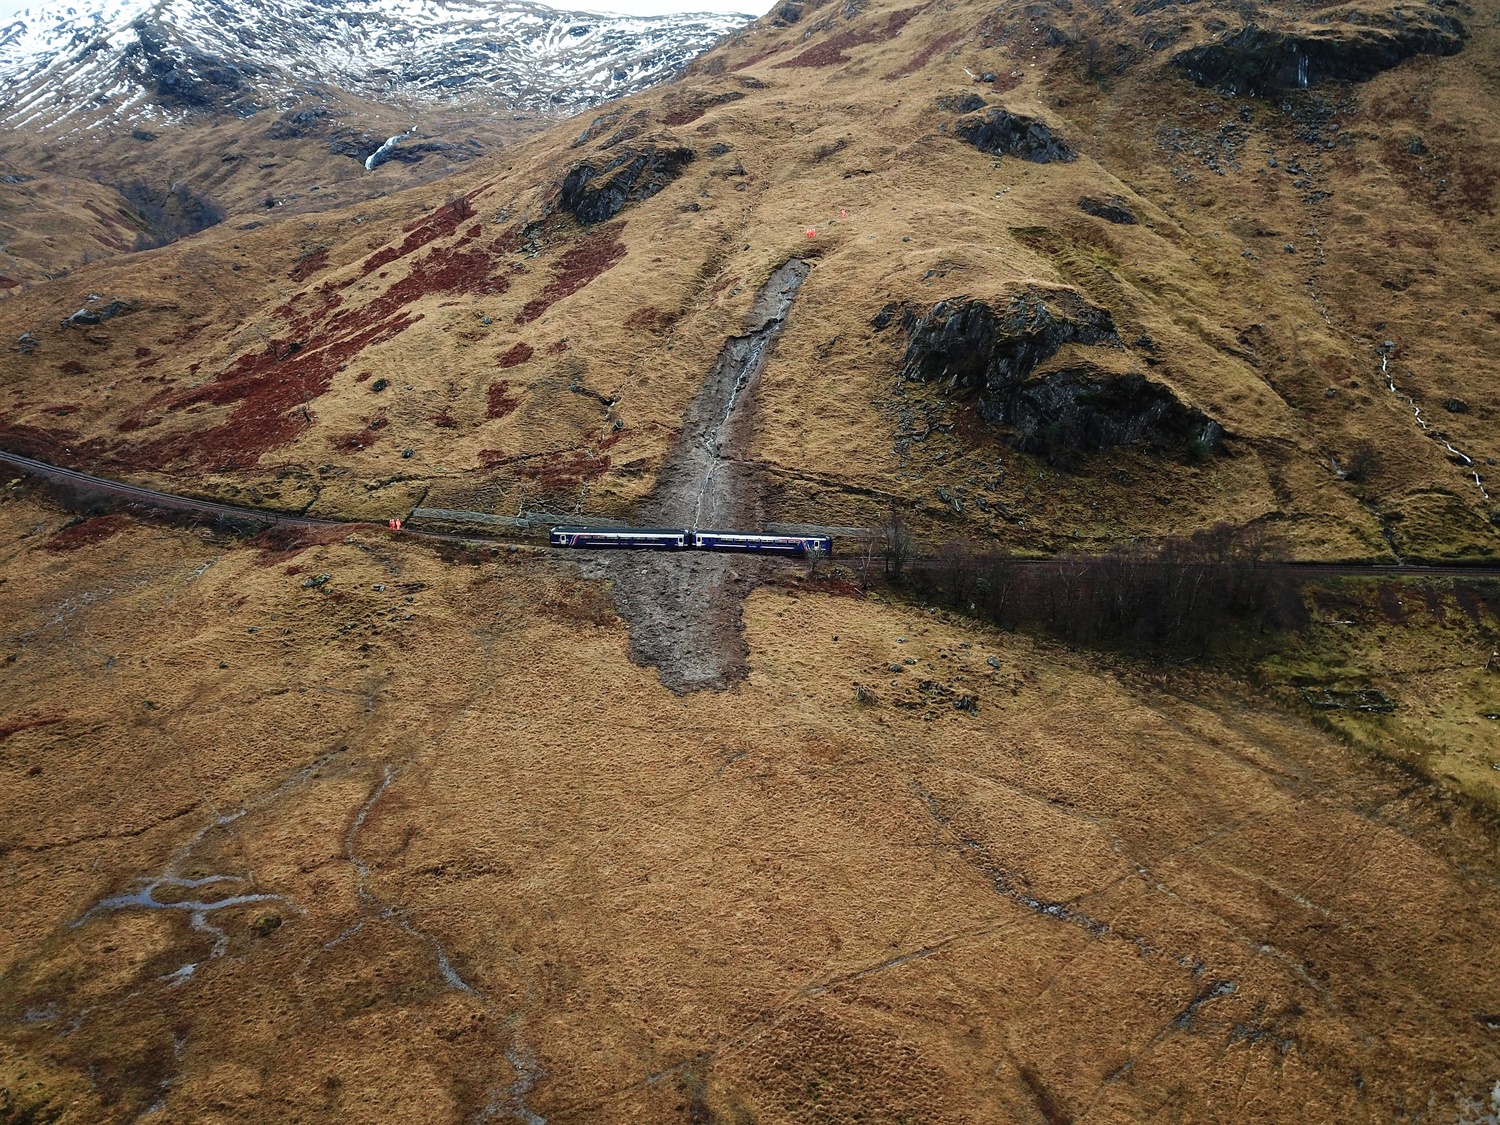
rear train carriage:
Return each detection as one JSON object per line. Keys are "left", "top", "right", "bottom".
{"left": 691, "top": 530, "right": 832, "bottom": 556}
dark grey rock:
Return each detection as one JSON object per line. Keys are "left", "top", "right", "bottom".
{"left": 571, "top": 111, "right": 622, "bottom": 148}
{"left": 1443, "top": 398, "right": 1469, "bottom": 413}
{"left": 901, "top": 290, "right": 1118, "bottom": 398}
{"left": 560, "top": 143, "right": 695, "bottom": 224}
{"left": 14, "top": 332, "right": 39, "bottom": 354}
{"left": 900, "top": 291, "right": 1221, "bottom": 465}
{"left": 268, "top": 105, "right": 330, "bottom": 139}
{"left": 954, "top": 109, "right": 1076, "bottom": 163}
{"left": 119, "top": 21, "right": 260, "bottom": 114}
{"left": 1004, "top": 367, "right": 1224, "bottom": 466}
{"left": 1170, "top": 13, "right": 1466, "bottom": 97}
{"left": 1301, "top": 687, "right": 1396, "bottom": 713}
{"left": 61, "top": 300, "right": 137, "bottom": 328}
{"left": 1078, "top": 195, "right": 1137, "bottom": 223}
{"left": 939, "top": 92, "right": 988, "bottom": 113}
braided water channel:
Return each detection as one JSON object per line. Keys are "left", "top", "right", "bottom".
{"left": 583, "top": 258, "right": 811, "bottom": 693}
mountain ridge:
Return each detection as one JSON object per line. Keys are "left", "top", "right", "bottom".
{"left": 0, "top": 0, "right": 753, "bottom": 130}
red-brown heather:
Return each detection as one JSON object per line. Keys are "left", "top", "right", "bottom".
{"left": 514, "top": 223, "right": 628, "bottom": 324}
{"left": 486, "top": 380, "right": 520, "bottom": 418}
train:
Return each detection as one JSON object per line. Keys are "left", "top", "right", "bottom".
{"left": 549, "top": 526, "right": 833, "bottom": 556}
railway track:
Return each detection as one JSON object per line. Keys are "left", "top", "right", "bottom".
{"left": 0, "top": 450, "right": 345, "bottom": 531}
{"left": 4, "top": 449, "right": 1499, "bottom": 578}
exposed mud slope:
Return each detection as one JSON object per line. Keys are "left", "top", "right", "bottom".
{"left": 0, "top": 492, "right": 1497, "bottom": 1121}
{"left": 599, "top": 258, "right": 810, "bottom": 693}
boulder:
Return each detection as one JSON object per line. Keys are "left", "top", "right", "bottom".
{"left": 61, "top": 300, "right": 137, "bottom": 328}
{"left": 938, "top": 92, "right": 988, "bottom": 113}
{"left": 559, "top": 144, "right": 695, "bottom": 225}
{"left": 1170, "top": 9, "right": 1466, "bottom": 96}
{"left": 954, "top": 108, "right": 1075, "bottom": 162}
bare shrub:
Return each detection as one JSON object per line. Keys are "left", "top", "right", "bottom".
{"left": 878, "top": 504, "right": 915, "bottom": 583}
{"left": 1343, "top": 440, "right": 1383, "bottom": 484}
{"left": 901, "top": 523, "right": 1305, "bottom": 657}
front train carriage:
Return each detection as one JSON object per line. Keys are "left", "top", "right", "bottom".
{"left": 692, "top": 530, "right": 833, "bottom": 556}
{"left": 549, "top": 526, "right": 690, "bottom": 549}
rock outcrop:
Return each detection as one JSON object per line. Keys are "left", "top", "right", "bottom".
{"left": 1079, "top": 195, "right": 1138, "bottom": 224}
{"left": 1170, "top": 7, "right": 1466, "bottom": 96}
{"left": 900, "top": 291, "right": 1221, "bottom": 464}
{"left": 559, "top": 143, "right": 695, "bottom": 224}
{"left": 1003, "top": 366, "right": 1224, "bottom": 464}
{"left": 954, "top": 109, "right": 1075, "bottom": 163}
{"left": 61, "top": 300, "right": 138, "bottom": 328}
{"left": 900, "top": 290, "right": 1118, "bottom": 397}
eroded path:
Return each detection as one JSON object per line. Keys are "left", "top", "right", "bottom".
{"left": 589, "top": 258, "right": 812, "bottom": 693}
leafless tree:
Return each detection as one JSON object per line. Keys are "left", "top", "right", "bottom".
{"left": 806, "top": 539, "right": 829, "bottom": 578}
{"left": 880, "top": 504, "right": 914, "bottom": 583}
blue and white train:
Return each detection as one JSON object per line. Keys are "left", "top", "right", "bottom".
{"left": 549, "top": 526, "right": 832, "bottom": 556}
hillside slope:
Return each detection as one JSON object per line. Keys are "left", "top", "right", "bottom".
{"left": 0, "top": 487, "right": 1498, "bottom": 1123}
{"left": 4, "top": 0, "right": 1498, "bottom": 561}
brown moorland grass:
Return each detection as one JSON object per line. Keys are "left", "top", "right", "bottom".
{"left": 0, "top": 495, "right": 1496, "bottom": 1121}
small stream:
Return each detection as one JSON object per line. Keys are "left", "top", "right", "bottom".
{"left": 76, "top": 874, "right": 285, "bottom": 981}
{"left": 1378, "top": 344, "right": 1489, "bottom": 500}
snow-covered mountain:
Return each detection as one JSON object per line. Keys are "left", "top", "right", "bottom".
{"left": 0, "top": 0, "right": 752, "bottom": 130}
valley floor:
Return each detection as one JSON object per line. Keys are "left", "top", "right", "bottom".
{"left": 1, "top": 490, "right": 1497, "bottom": 1123}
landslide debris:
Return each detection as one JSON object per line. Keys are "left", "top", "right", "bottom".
{"left": 953, "top": 108, "right": 1075, "bottom": 163}
{"left": 1170, "top": 6, "right": 1467, "bottom": 95}
{"left": 900, "top": 290, "right": 1221, "bottom": 463}
{"left": 599, "top": 259, "right": 811, "bottom": 693}
{"left": 559, "top": 142, "right": 696, "bottom": 224}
